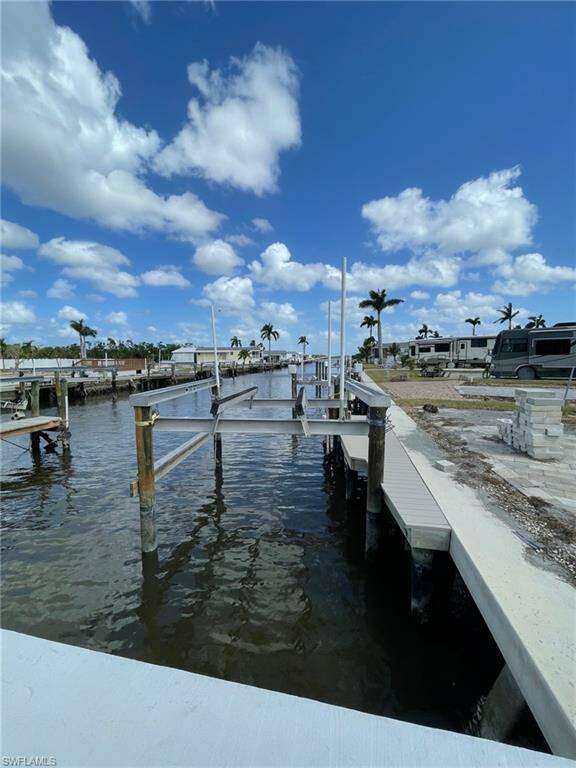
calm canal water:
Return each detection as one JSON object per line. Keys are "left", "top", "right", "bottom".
{"left": 1, "top": 367, "right": 498, "bottom": 732}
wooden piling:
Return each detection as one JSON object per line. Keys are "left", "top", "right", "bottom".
{"left": 30, "top": 380, "right": 41, "bottom": 454}
{"left": 134, "top": 404, "right": 158, "bottom": 560}
{"left": 111, "top": 369, "right": 118, "bottom": 402}
{"left": 54, "top": 372, "right": 70, "bottom": 450}
{"left": 211, "top": 384, "right": 222, "bottom": 465}
{"left": 291, "top": 371, "right": 297, "bottom": 419}
{"left": 365, "top": 404, "right": 387, "bottom": 557}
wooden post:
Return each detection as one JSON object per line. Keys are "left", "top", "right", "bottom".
{"left": 170, "top": 363, "right": 176, "bottom": 384}
{"left": 54, "top": 372, "right": 70, "bottom": 450}
{"left": 111, "top": 369, "right": 118, "bottom": 403}
{"left": 134, "top": 404, "right": 158, "bottom": 563}
{"left": 30, "top": 380, "right": 40, "bottom": 454}
{"left": 365, "top": 404, "right": 387, "bottom": 557}
{"left": 290, "top": 370, "right": 297, "bottom": 419}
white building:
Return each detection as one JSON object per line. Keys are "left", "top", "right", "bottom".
{"left": 171, "top": 346, "right": 262, "bottom": 365}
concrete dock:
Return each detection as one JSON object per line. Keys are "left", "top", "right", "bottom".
{"left": 340, "top": 396, "right": 576, "bottom": 758}
{"left": 2, "top": 629, "right": 572, "bottom": 767}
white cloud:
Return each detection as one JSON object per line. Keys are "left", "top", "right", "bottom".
{"left": 411, "top": 290, "right": 530, "bottom": 334}
{"left": 410, "top": 290, "right": 430, "bottom": 300}
{"left": 154, "top": 44, "right": 301, "bottom": 195}
{"left": 106, "top": 311, "right": 128, "bottom": 325}
{"left": 129, "top": 0, "right": 151, "bottom": 23}
{"left": 198, "top": 276, "right": 255, "bottom": 314}
{"left": 18, "top": 289, "right": 37, "bottom": 298}
{"left": 0, "top": 219, "right": 39, "bottom": 250}
{"left": 147, "top": 325, "right": 157, "bottom": 333}
{"left": 336, "top": 256, "right": 462, "bottom": 293}
{"left": 252, "top": 218, "right": 273, "bottom": 233}
{"left": 362, "top": 167, "right": 537, "bottom": 262}
{"left": 193, "top": 240, "right": 244, "bottom": 276}
{"left": 1, "top": 2, "right": 223, "bottom": 242}
{"left": 250, "top": 242, "right": 325, "bottom": 291}
{"left": 260, "top": 301, "right": 298, "bottom": 324}
{"left": 57, "top": 305, "right": 87, "bottom": 321}
{"left": 0, "top": 301, "right": 36, "bottom": 324}
{"left": 39, "top": 238, "right": 140, "bottom": 298}
{"left": 47, "top": 278, "right": 76, "bottom": 299}
{"left": 492, "top": 253, "right": 576, "bottom": 296}
{"left": 141, "top": 266, "right": 191, "bottom": 288}
{"left": 226, "top": 234, "right": 255, "bottom": 248}
{"left": 0, "top": 253, "right": 25, "bottom": 286}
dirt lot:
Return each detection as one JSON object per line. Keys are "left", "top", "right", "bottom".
{"left": 408, "top": 406, "right": 576, "bottom": 585}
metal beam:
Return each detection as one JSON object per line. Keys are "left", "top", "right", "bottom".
{"left": 129, "top": 377, "right": 216, "bottom": 407}
{"left": 0, "top": 376, "right": 45, "bottom": 384}
{"left": 130, "top": 432, "right": 210, "bottom": 495}
{"left": 345, "top": 378, "right": 391, "bottom": 408}
{"left": 154, "top": 417, "right": 369, "bottom": 437}
{"left": 210, "top": 386, "right": 258, "bottom": 416}
{"left": 225, "top": 398, "right": 336, "bottom": 409}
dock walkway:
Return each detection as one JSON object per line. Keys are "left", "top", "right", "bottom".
{"left": 0, "top": 415, "right": 61, "bottom": 439}
{"left": 2, "top": 629, "right": 571, "bottom": 767}
{"left": 341, "top": 426, "right": 451, "bottom": 550}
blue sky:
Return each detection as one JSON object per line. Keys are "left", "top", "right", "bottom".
{"left": 1, "top": 0, "right": 574, "bottom": 352}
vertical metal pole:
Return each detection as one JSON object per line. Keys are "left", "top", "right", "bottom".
{"left": 211, "top": 303, "right": 221, "bottom": 394}
{"left": 365, "top": 404, "right": 387, "bottom": 557}
{"left": 563, "top": 366, "right": 575, "bottom": 406}
{"left": 54, "top": 372, "right": 70, "bottom": 451}
{"left": 30, "top": 380, "right": 40, "bottom": 454}
{"left": 339, "top": 256, "right": 347, "bottom": 419}
{"left": 134, "top": 405, "right": 158, "bottom": 566}
{"left": 327, "top": 300, "right": 332, "bottom": 396}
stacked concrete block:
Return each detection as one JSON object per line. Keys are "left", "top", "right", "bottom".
{"left": 510, "top": 389, "right": 564, "bottom": 460}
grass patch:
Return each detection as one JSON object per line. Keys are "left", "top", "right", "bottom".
{"left": 460, "top": 378, "right": 570, "bottom": 388}
{"left": 366, "top": 369, "right": 420, "bottom": 382}
{"left": 396, "top": 397, "right": 515, "bottom": 411}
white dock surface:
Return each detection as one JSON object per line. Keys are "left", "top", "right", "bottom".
{"left": 1, "top": 629, "right": 571, "bottom": 768}
{"left": 0, "top": 415, "right": 60, "bottom": 437}
{"left": 340, "top": 425, "right": 451, "bottom": 550}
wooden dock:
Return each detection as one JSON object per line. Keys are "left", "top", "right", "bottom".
{"left": 0, "top": 415, "right": 61, "bottom": 439}
{"left": 340, "top": 426, "right": 451, "bottom": 551}
{"left": 2, "top": 629, "right": 570, "bottom": 768}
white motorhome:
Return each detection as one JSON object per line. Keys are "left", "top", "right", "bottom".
{"left": 489, "top": 324, "right": 576, "bottom": 379}
{"left": 408, "top": 335, "right": 497, "bottom": 368}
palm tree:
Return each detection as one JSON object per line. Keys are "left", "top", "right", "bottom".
{"left": 230, "top": 336, "right": 242, "bottom": 348}
{"left": 494, "top": 302, "right": 519, "bottom": 330}
{"left": 249, "top": 339, "right": 256, "bottom": 347}
{"left": 260, "top": 323, "right": 279, "bottom": 362}
{"left": 0, "top": 337, "right": 6, "bottom": 369}
{"left": 465, "top": 317, "right": 481, "bottom": 336}
{"left": 238, "top": 348, "right": 251, "bottom": 367}
{"left": 417, "top": 323, "right": 431, "bottom": 339}
{"left": 356, "top": 338, "right": 375, "bottom": 363}
{"left": 359, "top": 290, "right": 404, "bottom": 363}
{"left": 70, "top": 319, "right": 97, "bottom": 359}
{"left": 360, "top": 315, "right": 378, "bottom": 337}
{"left": 432, "top": 330, "right": 440, "bottom": 338}
{"left": 526, "top": 314, "right": 546, "bottom": 329}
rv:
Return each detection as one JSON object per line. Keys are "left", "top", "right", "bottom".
{"left": 408, "top": 335, "right": 496, "bottom": 368}
{"left": 489, "top": 324, "right": 576, "bottom": 379}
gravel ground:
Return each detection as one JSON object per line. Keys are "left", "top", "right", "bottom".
{"left": 382, "top": 380, "right": 465, "bottom": 400}
{"left": 407, "top": 406, "right": 576, "bottom": 585}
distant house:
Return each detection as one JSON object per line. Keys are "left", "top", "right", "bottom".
{"left": 262, "top": 349, "right": 298, "bottom": 363}
{"left": 171, "top": 346, "right": 262, "bottom": 365}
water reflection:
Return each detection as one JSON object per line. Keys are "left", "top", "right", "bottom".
{"left": 1, "top": 366, "right": 498, "bottom": 732}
